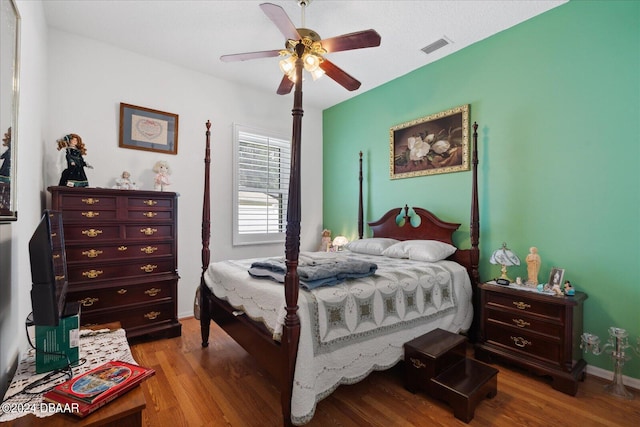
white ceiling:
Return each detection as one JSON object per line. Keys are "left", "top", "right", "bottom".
{"left": 42, "top": 0, "right": 567, "bottom": 110}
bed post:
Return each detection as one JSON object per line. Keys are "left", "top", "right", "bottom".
{"left": 281, "top": 42, "right": 304, "bottom": 427}
{"left": 200, "top": 120, "right": 212, "bottom": 347}
{"left": 469, "top": 122, "right": 480, "bottom": 342}
{"left": 470, "top": 121, "right": 480, "bottom": 286}
{"left": 358, "top": 151, "right": 364, "bottom": 240}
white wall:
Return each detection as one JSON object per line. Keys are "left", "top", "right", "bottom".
{"left": 46, "top": 29, "right": 324, "bottom": 319}
{"left": 0, "top": 0, "right": 49, "bottom": 397}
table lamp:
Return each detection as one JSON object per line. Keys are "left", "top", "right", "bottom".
{"left": 332, "top": 236, "right": 348, "bottom": 251}
{"left": 489, "top": 242, "right": 520, "bottom": 283}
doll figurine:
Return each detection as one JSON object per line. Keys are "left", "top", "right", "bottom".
{"left": 0, "top": 127, "right": 11, "bottom": 183}
{"left": 153, "top": 160, "right": 171, "bottom": 191}
{"left": 57, "top": 133, "right": 92, "bottom": 187}
{"left": 318, "top": 229, "right": 332, "bottom": 252}
{"left": 113, "top": 171, "right": 138, "bottom": 190}
{"left": 564, "top": 280, "right": 575, "bottom": 296}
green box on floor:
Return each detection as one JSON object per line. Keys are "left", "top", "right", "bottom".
{"left": 35, "top": 305, "right": 80, "bottom": 373}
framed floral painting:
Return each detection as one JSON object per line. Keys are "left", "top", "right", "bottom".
{"left": 390, "top": 104, "right": 469, "bottom": 179}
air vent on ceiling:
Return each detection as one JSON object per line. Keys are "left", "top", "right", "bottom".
{"left": 421, "top": 37, "right": 452, "bottom": 55}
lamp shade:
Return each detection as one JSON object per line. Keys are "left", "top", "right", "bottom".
{"left": 490, "top": 242, "right": 520, "bottom": 267}
{"left": 332, "top": 236, "right": 348, "bottom": 248}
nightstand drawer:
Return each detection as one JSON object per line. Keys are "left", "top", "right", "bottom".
{"left": 485, "top": 323, "right": 561, "bottom": 363}
{"left": 485, "top": 306, "right": 563, "bottom": 338}
{"left": 485, "top": 291, "right": 564, "bottom": 320}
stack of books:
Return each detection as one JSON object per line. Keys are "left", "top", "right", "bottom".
{"left": 43, "top": 360, "right": 155, "bottom": 417}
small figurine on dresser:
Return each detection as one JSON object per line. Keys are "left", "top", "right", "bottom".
{"left": 153, "top": 160, "right": 171, "bottom": 191}
{"left": 525, "top": 246, "right": 541, "bottom": 285}
{"left": 564, "top": 280, "right": 575, "bottom": 296}
{"left": 318, "top": 229, "right": 332, "bottom": 252}
{"left": 0, "top": 127, "right": 11, "bottom": 183}
{"left": 113, "top": 171, "right": 139, "bottom": 190}
{"left": 551, "top": 281, "right": 563, "bottom": 296}
{"left": 57, "top": 133, "right": 92, "bottom": 187}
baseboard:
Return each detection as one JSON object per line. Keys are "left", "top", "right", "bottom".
{"left": 586, "top": 365, "right": 640, "bottom": 391}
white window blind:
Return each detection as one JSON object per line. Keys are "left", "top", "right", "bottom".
{"left": 233, "top": 125, "right": 291, "bottom": 245}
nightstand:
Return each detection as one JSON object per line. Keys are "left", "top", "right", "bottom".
{"left": 475, "top": 282, "right": 587, "bottom": 395}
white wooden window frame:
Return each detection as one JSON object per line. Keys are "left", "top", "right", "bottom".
{"left": 233, "top": 124, "right": 291, "bottom": 246}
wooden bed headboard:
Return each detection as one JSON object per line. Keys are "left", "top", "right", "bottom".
{"left": 368, "top": 205, "right": 460, "bottom": 245}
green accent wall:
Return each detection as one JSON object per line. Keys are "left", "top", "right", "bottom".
{"left": 323, "top": 1, "right": 640, "bottom": 378}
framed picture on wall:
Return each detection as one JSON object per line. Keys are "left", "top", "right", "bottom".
{"left": 119, "top": 103, "right": 179, "bottom": 155}
{"left": 389, "top": 104, "right": 469, "bottom": 179}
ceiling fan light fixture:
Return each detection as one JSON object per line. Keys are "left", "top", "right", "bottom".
{"left": 310, "top": 67, "right": 325, "bottom": 81}
{"left": 279, "top": 55, "right": 296, "bottom": 75}
{"left": 302, "top": 52, "right": 321, "bottom": 72}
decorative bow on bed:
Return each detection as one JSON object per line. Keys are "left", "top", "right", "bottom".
{"left": 248, "top": 251, "right": 378, "bottom": 290}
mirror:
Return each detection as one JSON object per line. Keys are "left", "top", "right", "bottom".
{"left": 0, "top": 0, "right": 19, "bottom": 222}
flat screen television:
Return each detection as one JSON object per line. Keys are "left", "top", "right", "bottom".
{"left": 29, "top": 210, "right": 69, "bottom": 326}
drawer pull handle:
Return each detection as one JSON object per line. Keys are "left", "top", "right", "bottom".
{"left": 143, "top": 200, "right": 158, "bottom": 206}
{"left": 117, "top": 289, "right": 128, "bottom": 295}
{"left": 118, "top": 246, "right": 128, "bottom": 251}
{"left": 82, "top": 269, "right": 103, "bottom": 279}
{"left": 512, "top": 318, "right": 531, "bottom": 328}
{"left": 81, "top": 211, "right": 100, "bottom": 218}
{"left": 51, "top": 232, "right": 57, "bottom": 238}
{"left": 140, "top": 227, "right": 157, "bottom": 236}
{"left": 141, "top": 264, "right": 158, "bottom": 273}
{"left": 410, "top": 357, "right": 426, "bottom": 369}
{"left": 145, "top": 288, "right": 161, "bottom": 297}
{"left": 80, "top": 297, "right": 99, "bottom": 307}
{"left": 511, "top": 336, "right": 532, "bottom": 348}
{"left": 144, "top": 311, "right": 161, "bottom": 320}
{"left": 55, "top": 275, "right": 65, "bottom": 281}
{"left": 82, "top": 229, "right": 103, "bottom": 238}
{"left": 143, "top": 212, "right": 157, "bottom": 218}
{"left": 82, "top": 249, "right": 103, "bottom": 258}
{"left": 53, "top": 254, "right": 61, "bottom": 259}
{"left": 81, "top": 198, "right": 99, "bottom": 205}
{"left": 141, "top": 246, "right": 158, "bottom": 254}
{"left": 513, "top": 301, "right": 531, "bottom": 310}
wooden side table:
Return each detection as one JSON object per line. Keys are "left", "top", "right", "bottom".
{"left": 1, "top": 323, "right": 146, "bottom": 426}
{"left": 475, "top": 282, "right": 587, "bottom": 395}
{"left": 4, "top": 387, "right": 145, "bottom": 427}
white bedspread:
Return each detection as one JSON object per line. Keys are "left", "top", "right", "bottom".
{"left": 204, "top": 252, "right": 473, "bottom": 425}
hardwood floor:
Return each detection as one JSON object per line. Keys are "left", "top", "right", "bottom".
{"left": 130, "top": 317, "right": 640, "bottom": 426}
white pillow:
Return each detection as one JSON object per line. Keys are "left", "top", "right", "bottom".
{"left": 344, "top": 238, "right": 400, "bottom": 256}
{"left": 381, "top": 240, "right": 456, "bottom": 262}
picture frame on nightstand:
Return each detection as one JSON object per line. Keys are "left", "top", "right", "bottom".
{"left": 547, "top": 267, "right": 565, "bottom": 291}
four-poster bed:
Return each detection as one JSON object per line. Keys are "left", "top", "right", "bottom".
{"left": 199, "top": 107, "right": 480, "bottom": 424}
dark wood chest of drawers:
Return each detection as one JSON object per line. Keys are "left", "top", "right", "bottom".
{"left": 475, "top": 282, "right": 587, "bottom": 395}
{"left": 49, "top": 186, "right": 181, "bottom": 339}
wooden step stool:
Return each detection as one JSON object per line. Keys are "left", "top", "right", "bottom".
{"left": 404, "top": 328, "right": 498, "bottom": 423}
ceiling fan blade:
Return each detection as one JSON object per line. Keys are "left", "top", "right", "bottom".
{"left": 260, "top": 3, "right": 301, "bottom": 41}
{"left": 320, "top": 29, "right": 381, "bottom": 53}
{"left": 319, "top": 59, "right": 361, "bottom": 91}
{"left": 220, "top": 49, "right": 282, "bottom": 62}
{"left": 277, "top": 75, "right": 294, "bottom": 95}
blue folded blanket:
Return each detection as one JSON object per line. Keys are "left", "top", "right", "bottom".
{"left": 248, "top": 256, "right": 377, "bottom": 290}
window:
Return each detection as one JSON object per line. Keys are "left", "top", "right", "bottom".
{"left": 233, "top": 124, "right": 291, "bottom": 245}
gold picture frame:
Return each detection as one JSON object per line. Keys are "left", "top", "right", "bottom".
{"left": 390, "top": 104, "right": 469, "bottom": 179}
{"left": 119, "top": 103, "right": 179, "bottom": 155}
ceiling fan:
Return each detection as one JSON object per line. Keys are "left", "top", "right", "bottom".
{"left": 220, "top": 1, "right": 381, "bottom": 95}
